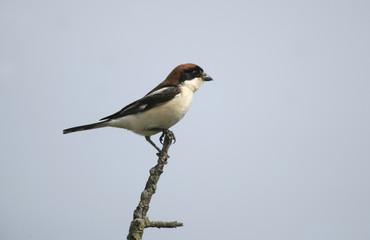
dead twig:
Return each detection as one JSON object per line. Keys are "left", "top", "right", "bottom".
{"left": 127, "top": 131, "right": 183, "bottom": 240}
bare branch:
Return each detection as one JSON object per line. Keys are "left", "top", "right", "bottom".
{"left": 127, "top": 131, "right": 183, "bottom": 240}
{"left": 146, "top": 221, "right": 183, "bottom": 228}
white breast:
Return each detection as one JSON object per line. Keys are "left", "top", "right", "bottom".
{"left": 108, "top": 85, "right": 195, "bottom": 136}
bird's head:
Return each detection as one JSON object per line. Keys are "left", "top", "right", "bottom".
{"left": 163, "top": 63, "right": 213, "bottom": 92}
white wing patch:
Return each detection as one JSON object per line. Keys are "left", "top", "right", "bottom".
{"left": 146, "top": 87, "right": 169, "bottom": 96}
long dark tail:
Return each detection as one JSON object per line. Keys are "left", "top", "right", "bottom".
{"left": 63, "top": 121, "right": 108, "bottom": 134}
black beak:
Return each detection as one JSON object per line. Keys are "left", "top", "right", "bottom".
{"left": 202, "top": 73, "right": 213, "bottom": 81}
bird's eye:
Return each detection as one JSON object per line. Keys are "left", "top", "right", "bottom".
{"left": 192, "top": 69, "right": 200, "bottom": 76}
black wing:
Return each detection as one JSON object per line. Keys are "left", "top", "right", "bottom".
{"left": 100, "top": 85, "right": 180, "bottom": 120}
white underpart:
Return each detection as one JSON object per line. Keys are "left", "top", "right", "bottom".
{"left": 183, "top": 77, "right": 203, "bottom": 92}
{"left": 107, "top": 77, "right": 203, "bottom": 136}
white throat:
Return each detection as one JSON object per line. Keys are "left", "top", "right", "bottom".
{"left": 183, "top": 77, "right": 203, "bottom": 93}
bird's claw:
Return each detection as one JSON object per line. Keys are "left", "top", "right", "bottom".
{"left": 159, "top": 133, "right": 165, "bottom": 144}
{"left": 160, "top": 130, "right": 176, "bottom": 145}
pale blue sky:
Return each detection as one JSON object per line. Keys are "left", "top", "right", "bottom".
{"left": 1, "top": 1, "right": 370, "bottom": 239}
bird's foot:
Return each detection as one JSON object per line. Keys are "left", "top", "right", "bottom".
{"left": 159, "top": 130, "right": 176, "bottom": 145}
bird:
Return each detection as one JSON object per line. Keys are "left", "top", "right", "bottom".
{"left": 63, "top": 63, "right": 212, "bottom": 153}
